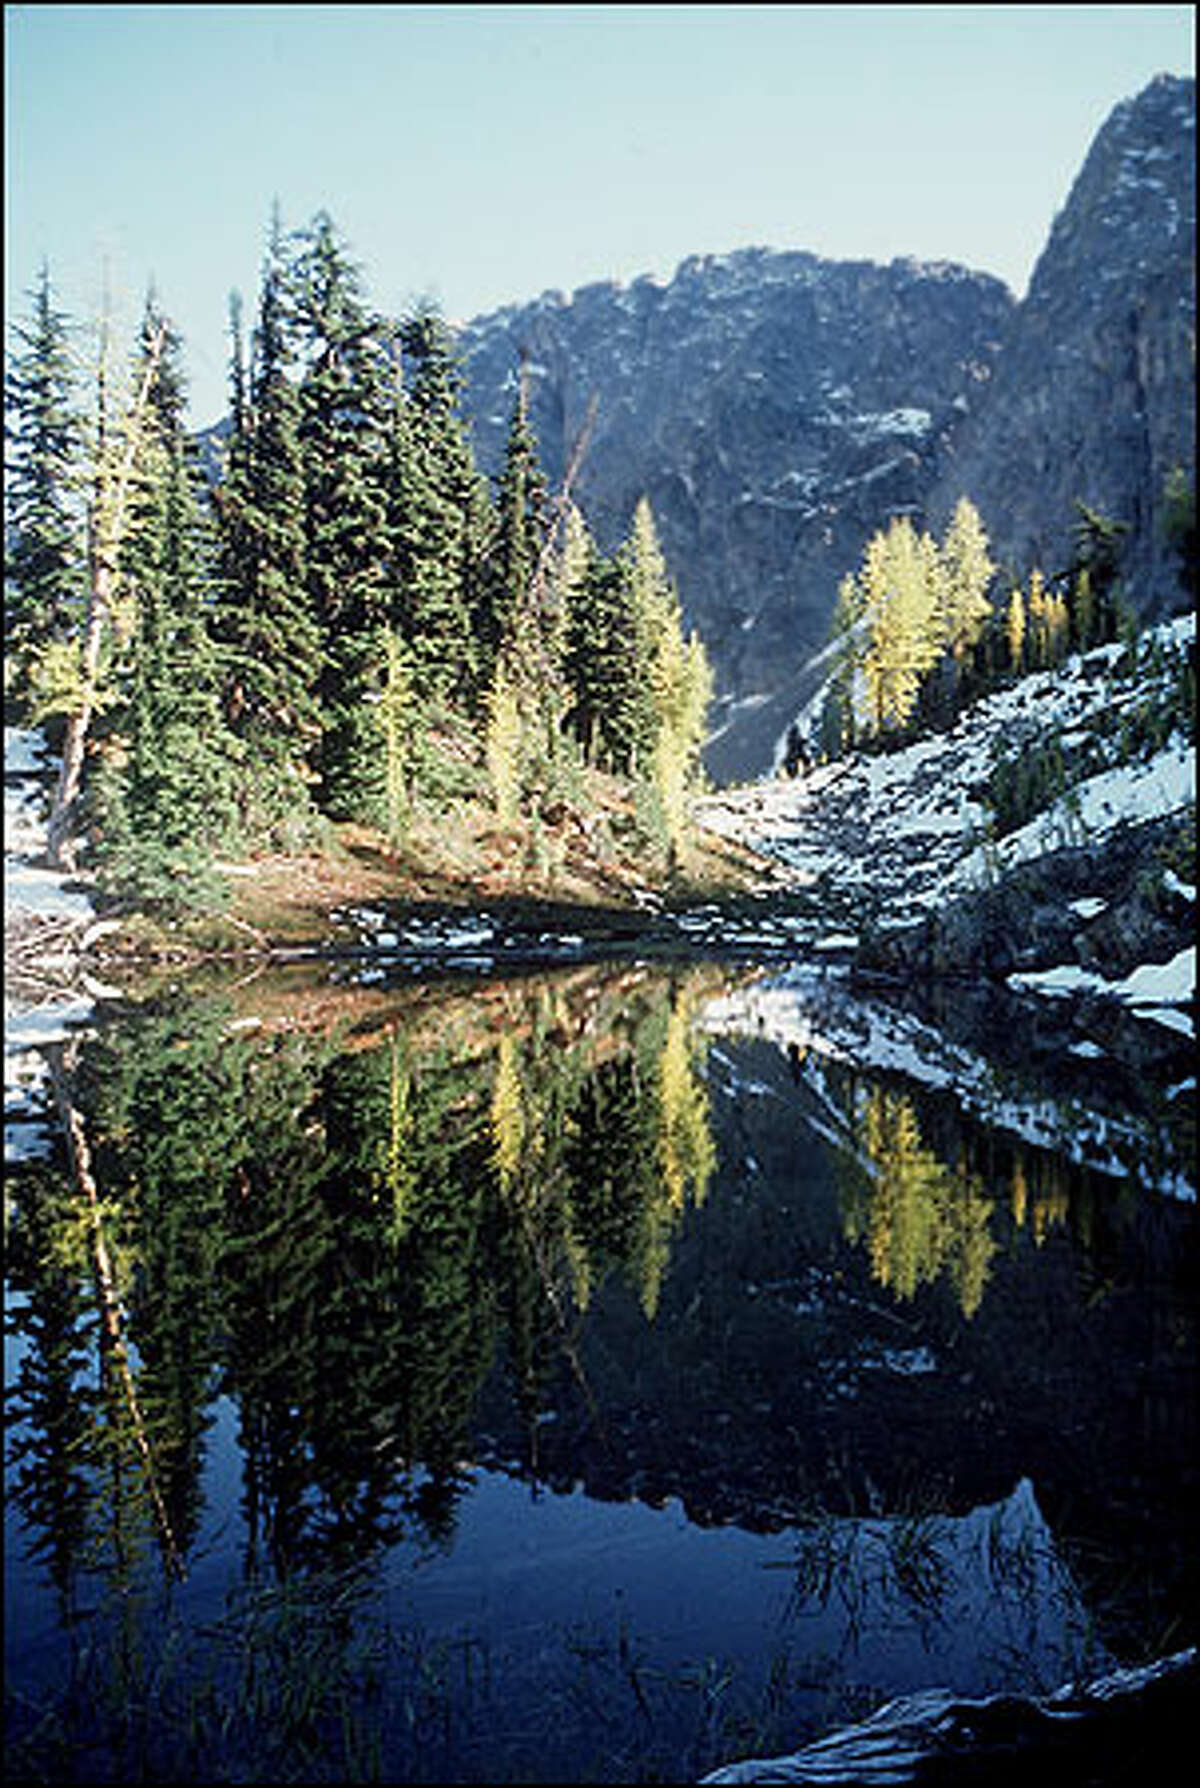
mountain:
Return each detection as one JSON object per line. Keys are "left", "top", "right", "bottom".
{"left": 926, "top": 73, "right": 1196, "bottom": 610}
{"left": 456, "top": 252, "right": 1015, "bottom": 782}
{"left": 455, "top": 75, "right": 1195, "bottom": 783}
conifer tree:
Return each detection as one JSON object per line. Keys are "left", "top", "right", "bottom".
{"left": 4, "top": 265, "right": 85, "bottom": 718}
{"left": 213, "top": 216, "right": 322, "bottom": 835}
{"left": 91, "top": 296, "right": 238, "bottom": 908}
{"left": 43, "top": 295, "right": 167, "bottom": 868}
{"left": 392, "top": 307, "right": 486, "bottom": 707}
{"left": 477, "top": 370, "right": 561, "bottom": 818}
{"left": 624, "top": 498, "right": 712, "bottom": 859}
{"left": 565, "top": 542, "right": 645, "bottom": 771}
{"left": 1068, "top": 502, "right": 1128, "bottom": 648}
{"left": 489, "top": 367, "right": 555, "bottom": 692}
{"left": 291, "top": 209, "right": 393, "bottom": 819}
{"left": 1006, "top": 587, "right": 1026, "bottom": 675}
{"left": 938, "top": 495, "right": 994, "bottom": 673}
{"left": 856, "top": 516, "right": 943, "bottom": 734}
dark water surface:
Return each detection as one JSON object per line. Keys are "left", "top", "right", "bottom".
{"left": 5, "top": 959, "right": 1196, "bottom": 1782}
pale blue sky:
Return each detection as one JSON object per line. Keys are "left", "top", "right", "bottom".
{"left": 5, "top": 3, "right": 1194, "bottom": 427}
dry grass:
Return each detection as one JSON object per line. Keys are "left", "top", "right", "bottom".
{"left": 92, "top": 770, "right": 770, "bottom": 964}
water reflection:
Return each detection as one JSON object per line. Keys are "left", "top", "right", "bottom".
{"left": 5, "top": 959, "right": 1197, "bottom": 1781}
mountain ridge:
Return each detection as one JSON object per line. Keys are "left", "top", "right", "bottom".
{"left": 455, "top": 73, "right": 1195, "bottom": 782}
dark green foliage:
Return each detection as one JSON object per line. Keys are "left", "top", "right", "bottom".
{"left": 213, "top": 229, "right": 324, "bottom": 838}
{"left": 10, "top": 210, "right": 718, "bottom": 899}
{"left": 290, "top": 212, "right": 396, "bottom": 819}
{"left": 4, "top": 265, "right": 84, "bottom": 712}
{"left": 489, "top": 373, "right": 555, "bottom": 691}
{"left": 1161, "top": 467, "right": 1197, "bottom": 602}
{"left": 564, "top": 548, "right": 649, "bottom": 772}
{"left": 1068, "top": 501, "right": 1129, "bottom": 650}
{"left": 90, "top": 298, "right": 240, "bottom": 912}
{"left": 986, "top": 736, "right": 1070, "bottom": 837}
{"left": 391, "top": 307, "right": 486, "bottom": 706}
{"left": 3, "top": 1150, "right": 95, "bottom": 1618}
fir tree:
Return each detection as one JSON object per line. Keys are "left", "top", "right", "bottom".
{"left": 564, "top": 535, "right": 645, "bottom": 772}
{"left": 489, "top": 369, "right": 554, "bottom": 675}
{"left": 392, "top": 307, "right": 485, "bottom": 706}
{"left": 91, "top": 295, "right": 239, "bottom": 909}
{"left": 213, "top": 215, "right": 323, "bottom": 836}
{"left": 291, "top": 210, "right": 394, "bottom": 819}
{"left": 1065, "top": 502, "right": 1128, "bottom": 650}
{"left": 4, "top": 265, "right": 85, "bottom": 719}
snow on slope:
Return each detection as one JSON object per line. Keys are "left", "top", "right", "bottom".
{"left": 695, "top": 614, "right": 1196, "bottom": 1023}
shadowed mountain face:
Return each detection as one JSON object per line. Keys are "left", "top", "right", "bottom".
{"left": 457, "top": 252, "right": 1015, "bottom": 781}
{"left": 926, "top": 74, "right": 1196, "bottom": 610}
{"left": 456, "top": 75, "right": 1195, "bottom": 782}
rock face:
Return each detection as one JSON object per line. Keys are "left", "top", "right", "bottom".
{"left": 457, "top": 254, "right": 1015, "bottom": 781}
{"left": 456, "top": 76, "right": 1194, "bottom": 782}
{"left": 701, "top": 1648, "right": 1198, "bottom": 1786}
{"left": 926, "top": 73, "right": 1196, "bottom": 610}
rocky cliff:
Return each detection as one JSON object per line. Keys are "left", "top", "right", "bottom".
{"left": 456, "top": 75, "right": 1195, "bottom": 783}
{"left": 927, "top": 73, "right": 1196, "bottom": 612}
{"left": 457, "top": 252, "right": 1014, "bottom": 781}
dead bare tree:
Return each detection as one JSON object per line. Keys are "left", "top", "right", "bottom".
{"left": 46, "top": 314, "right": 166, "bottom": 871}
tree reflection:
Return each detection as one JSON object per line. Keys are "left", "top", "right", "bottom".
{"left": 839, "top": 1086, "right": 996, "bottom": 1316}
{"left": 6, "top": 967, "right": 720, "bottom": 1610}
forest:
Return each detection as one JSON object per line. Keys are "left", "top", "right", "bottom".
{"left": 5, "top": 209, "right": 713, "bottom": 914}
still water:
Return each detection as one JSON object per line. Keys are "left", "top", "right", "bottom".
{"left": 5, "top": 958, "right": 1197, "bottom": 1782}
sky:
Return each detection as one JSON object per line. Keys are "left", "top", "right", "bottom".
{"left": 5, "top": 3, "right": 1194, "bottom": 428}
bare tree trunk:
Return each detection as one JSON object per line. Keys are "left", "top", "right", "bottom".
{"left": 48, "top": 1042, "right": 185, "bottom": 1579}
{"left": 45, "top": 320, "right": 165, "bottom": 872}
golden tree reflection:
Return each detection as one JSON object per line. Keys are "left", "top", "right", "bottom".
{"left": 843, "top": 1088, "right": 995, "bottom": 1317}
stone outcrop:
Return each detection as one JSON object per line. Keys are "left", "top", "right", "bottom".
{"left": 701, "top": 1648, "right": 1198, "bottom": 1785}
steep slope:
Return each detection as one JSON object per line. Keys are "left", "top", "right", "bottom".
{"left": 927, "top": 73, "right": 1196, "bottom": 610}
{"left": 456, "top": 251, "right": 1014, "bottom": 781}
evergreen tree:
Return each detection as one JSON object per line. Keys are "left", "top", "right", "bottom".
{"left": 1161, "top": 466, "right": 1197, "bottom": 601}
{"left": 564, "top": 532, "right": 645, "bottom": 772}
{"left": 488, "top": 366, "right": 555, "bottom": 695}
{"left": 4, "top": 265, "right": 86, "bottom": 718}
{"left": 476, "top": 369, "right": 561, "bottom": 819}
{"left": 91, "top": 295, "right": 239, "bottom": 909}
{"left": 213, "top": 215, "right": 323, "bottom": 836}
{"left": 391, "top": 307, "right": 485, "bottom": 706}
{"left": 291, "top": 210, "right": 394, "bottom": 819}
{"left": 1068, "top": 502, "right": 1127, "bottom": 649}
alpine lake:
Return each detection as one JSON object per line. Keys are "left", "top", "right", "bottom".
{"left": 5, "top": 933, "right": 1197, "bottom": 1784}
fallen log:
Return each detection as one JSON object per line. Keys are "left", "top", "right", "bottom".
{"left": 701, "top": 1647, "right": 1197, "bottom": 1785}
